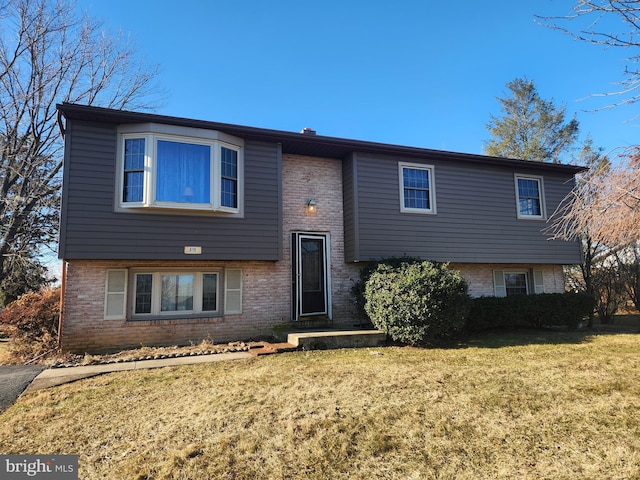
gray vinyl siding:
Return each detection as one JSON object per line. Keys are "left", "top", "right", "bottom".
{"left": 345, "top": 152, "right": 581, "bottom": 264}
{"left": 342, "top": 153, "right": 359, "bottom": 262}
{"left": 59, "top": 120, "right": 281, "bottom": 260}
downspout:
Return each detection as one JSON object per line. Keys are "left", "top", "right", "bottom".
{"left": 57, "top": 110, "right": 65, "bottom": 139}
{"left": 58, "top": 261, "right": 67, "bottom": 349}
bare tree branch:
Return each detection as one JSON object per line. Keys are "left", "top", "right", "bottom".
{"left": 547, "top": 146, "right": 640, "bottom": 248}
{"left": 538, "top": 1, "right": 640, "bottom": 108}
{"left": 0, "top": 0, "right": 162, "bottom": 304}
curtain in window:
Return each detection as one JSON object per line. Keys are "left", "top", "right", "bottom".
{"left": 156, "top": 140, "right": 210, "bottom": 204}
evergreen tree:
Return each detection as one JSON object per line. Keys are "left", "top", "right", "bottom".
{"left": 485, "top": 78, "right": 579, "bottom": 163}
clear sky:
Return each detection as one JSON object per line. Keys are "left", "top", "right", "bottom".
{"left": 76, "top": 0, "right": 639, "bottom": 160}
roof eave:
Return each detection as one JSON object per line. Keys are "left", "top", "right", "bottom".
{"left": 56, "top": 103, "right": 587, "bottom": 174}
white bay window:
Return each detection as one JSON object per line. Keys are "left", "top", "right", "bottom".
{"left": 118, "top": 124, "right": 243, "bottom": 214}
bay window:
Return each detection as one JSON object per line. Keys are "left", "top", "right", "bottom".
{"left": 118, "top": 126, "right": 243, "bottom": 214}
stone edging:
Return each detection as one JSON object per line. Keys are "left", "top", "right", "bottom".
{"left": 50, "top": 344, "right": 251, "bottom": 369}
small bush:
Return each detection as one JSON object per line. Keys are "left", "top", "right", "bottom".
{"left": 467, "top": 293, "right": 594, "bottom": 332}
{"left": 364, "top": 260, "right": 470, "bottom": 345}
{"left": 0, "top": 287, "right": 60, "bottom": 361}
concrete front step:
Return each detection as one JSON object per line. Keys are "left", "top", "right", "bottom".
{"left": 287, "top": 330, "right": 386, "bottom": 351}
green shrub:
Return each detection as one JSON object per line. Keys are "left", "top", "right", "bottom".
{"left": 0, "top": 287, "right": 60, "bottom": 361}
{"left": 364, "top": 260, "right": 470, "bottom": 345}
{"left": 351, "top": 256, "right": 422, "bottom": 323}
{"left": 467, "top": 293, "right": 594, "bottom": 331}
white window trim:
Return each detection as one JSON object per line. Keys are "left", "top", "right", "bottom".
{"left": 514, "top": 174, "right": 546, "bottom": 220}
{"left": 104, "top": 269, "right": 128, "bottom": 320}
{"left": 398, "top": 162, "right": 436, "bottom": 214}
{"left": 130, "top": 270, "right": 221, "bottom": 317}
{"left": 116, "top": 124, "right": 244, "bottom": 216}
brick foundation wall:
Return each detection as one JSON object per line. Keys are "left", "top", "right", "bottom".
{"left": 61, "top": 260, "right": 293, "bottom": 353}
{"left": 450, "top": 263, "right": 566, "bottom": 297}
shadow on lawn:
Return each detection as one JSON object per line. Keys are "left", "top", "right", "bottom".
{"left": 457, "top": 323, "right": 640, "bottom": 349}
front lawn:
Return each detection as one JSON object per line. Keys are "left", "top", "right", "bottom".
{"left": 1, "top": 330, "right": 639, "bottom": 479}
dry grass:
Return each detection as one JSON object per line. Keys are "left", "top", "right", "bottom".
{"left": 1, "top": 330, "right": 640, "bottom": 479}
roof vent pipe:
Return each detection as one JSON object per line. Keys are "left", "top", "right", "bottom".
{"left": 300, "top": 127, "right": 316, "bottom": 135}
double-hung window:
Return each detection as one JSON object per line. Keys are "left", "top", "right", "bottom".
{"left": 493, "top": 270, "right": 545, "bottom": 297}
{"left": 399, "top": 162, "right": 436, "bottom": 214}
{"left": 119, "top": 125, "right": 243, "bottom": 214}
{"left": 515, "top": 174, "right": 545, "bottom": 219}
{"left": 504, "top": 272, "right": 528, "bottom": 296}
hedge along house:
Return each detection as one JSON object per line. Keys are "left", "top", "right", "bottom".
{"left": 56, "top": 103, "right": 584, "bottom": 353}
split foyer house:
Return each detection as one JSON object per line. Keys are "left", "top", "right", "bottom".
{"left": 56, "top": 103, "right": 584, "bottom": 352}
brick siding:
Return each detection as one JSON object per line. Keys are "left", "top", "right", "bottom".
{"left": 451, "top": 263, "right": 566, "bottom": 297}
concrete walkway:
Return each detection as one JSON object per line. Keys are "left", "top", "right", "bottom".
{"left": 25, "top": 351, "right": 254, "bottom": 392}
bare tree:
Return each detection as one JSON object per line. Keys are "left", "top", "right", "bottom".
{"left": 548, "top": 146, "right": 640, "bottom": 324}
{"left": 550, "top": 149, "right": 640, "bottom": 248}
{"left": 0, "top": 0, "right": 160, "bottom": 305}
{"left": 592, "top": 151, "right": 640, "bottom": 247}
{"left": 538, "top": 1, "right": 640, "bottom": 108}
{"left": 615, "top": 242, "right": 640, "bottom": 312}
{"left": 546, "top": 146, "right": 610, "bottom": 325}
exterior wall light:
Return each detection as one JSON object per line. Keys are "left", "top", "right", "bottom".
{"left": 306, "top": 199, "right": 317, "bottom": 215}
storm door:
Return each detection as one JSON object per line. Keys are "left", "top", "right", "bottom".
{"left": 291, "top": 233, "right": 330, "bottom": 320}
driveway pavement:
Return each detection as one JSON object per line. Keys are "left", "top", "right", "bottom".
{"left": 0, "top": 365, "right": 46, "bottom": 413}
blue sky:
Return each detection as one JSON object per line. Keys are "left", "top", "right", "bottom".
{"left": 77, "top": 0, "right": 639, "bottom": 159}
